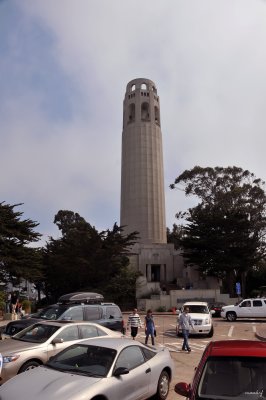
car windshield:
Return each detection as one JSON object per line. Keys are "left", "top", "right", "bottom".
{"left": 13, "top": 323, "right": 59, "bottom": 343}
{"left": 37, "top": 306, "right": 68, "bottom": 320}
{"left": 187, "top": 305, "right": 209, "bottom": 314}
{"left": 47, "top": 344, "right": 117, "bottom": 377}
{"left": 197, "top": 356, "right": 266, "bottom": 400}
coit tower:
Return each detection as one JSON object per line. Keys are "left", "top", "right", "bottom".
{"left": 120, "top": 78, "right": 166, "bottom": 244}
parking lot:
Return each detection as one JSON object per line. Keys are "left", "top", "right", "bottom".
{"left": 123, "top": 314, "right": 264, "bottom": 400}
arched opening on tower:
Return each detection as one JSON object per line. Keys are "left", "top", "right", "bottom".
{"left": 141, "top": 102, "right": 150, "bottom": 121}
{"left": 152, "top": 86, "right": 157, "bottom": 94}
{"left": 131, "top": 84, "right": 136, "bottom": 91}
{"left": 154, "top": 106, "right": 160, "bottom": 125}
{"left": 141, "top": 83, "right": 147, "bottom": 90}
{"left": 128, "top": 103, "right": 135, "bottom": 123}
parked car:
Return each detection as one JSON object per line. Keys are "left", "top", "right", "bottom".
{"left": 0, "top": 337, "right": 174, "bottom": 400}
{"left": 221, "top": 298, "right": 266, "bottom": 321}
{"left": 0, "top": 320, "right": 122, "bottom": 384}
{"left": 3, "top": 301, "right": 125, "bottom": 337}
{"left": 176, "top": 301, "right": 214, "bottom": 337}
{"left": 209, "top": 302, "right": 226, "bottom": 317}
{"left": 175, "top": 340, "right": 266, "bottom": 399}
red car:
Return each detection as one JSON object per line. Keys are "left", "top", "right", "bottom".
{"left": 175, "top": 340, "right": 266, "bottom": 399}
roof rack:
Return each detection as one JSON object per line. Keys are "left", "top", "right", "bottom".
{"left": 58, "top": 292, "right": 104, "bottom": 305}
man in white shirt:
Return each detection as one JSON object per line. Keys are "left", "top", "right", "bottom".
{"left": 178, "top": 306, "right": 194, "bottom": 352}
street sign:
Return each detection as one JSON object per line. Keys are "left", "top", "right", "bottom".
{"left": 236, "top": 282, "right": 241, "bottom": 295}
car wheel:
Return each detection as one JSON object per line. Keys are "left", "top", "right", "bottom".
{"left": 207, "top": 325, "right": 214, "bottom": 337}
{"left": 19, "top": 360, "right": 41, "bottom": 373}
{"left": 226, "top": 312, "right": 237, "bottom": 322}
{"left": 155, "top": 370, "right": 170, "bottom": 400}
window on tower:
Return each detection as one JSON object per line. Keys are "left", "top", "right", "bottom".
{"left": 141, "top": 102, "right": 150, "bottom": 121}
{"left": 154, "top": 106, "right": 160, "bottom": 125}
{"left": 141, "top": 83, "right": 147, "bottom": 90}
{"left": 131, "top": 84, "right": 136, "bottom": 91}
{"left": 128, "top": 103, "right": 135, "bottom": 123}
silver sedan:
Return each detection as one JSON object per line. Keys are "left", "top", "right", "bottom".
{"left": 0, "top": 337, "right": 174, "bottom": 400}
{"left": 0, "top": 320, "right": 122, "bottom": 384}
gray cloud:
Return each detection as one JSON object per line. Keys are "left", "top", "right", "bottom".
{"left": 1, "top": 0, "right": 266, "bottom": 245}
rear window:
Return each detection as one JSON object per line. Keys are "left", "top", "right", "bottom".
{"left": 60, "top": 306, "right": 83, "bottom": 321}
{"left": 106, "top": 306, "right": 122, "bottom": 319}
{"left": 253, "top": 300, "right": 262, "bottom": 307}
{"left": 84, "top": 306, "right": 102, "bottom": 320}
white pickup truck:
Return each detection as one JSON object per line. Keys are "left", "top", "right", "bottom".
{"left": 221, "top": 298, "right": 266, "bottom": 321}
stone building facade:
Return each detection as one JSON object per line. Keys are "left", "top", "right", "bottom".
{"left": 120, "top": 78, "right": 220, "bottom": 306}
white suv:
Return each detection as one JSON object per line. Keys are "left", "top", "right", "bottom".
{"left": 176, "top": 301, "right": 214, "bottom": 337}
{"left": 221, "top": 298, "right": 266, "bottom": 321}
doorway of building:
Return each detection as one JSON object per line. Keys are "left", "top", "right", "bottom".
{"left": 151, "top": 264, "right": 160, "bottom": 282}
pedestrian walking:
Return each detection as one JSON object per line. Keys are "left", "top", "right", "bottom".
{"left": 177, "top": 306, "right": 194, "bottom": 352}
{"left": 144, "top": 309, "right": 155, "bottom": 345}
{"left": 11, "top": 292, "right": 18, "bottom": 314}
{"left": 127, "top": 308, "right": 142, "bottom": 340}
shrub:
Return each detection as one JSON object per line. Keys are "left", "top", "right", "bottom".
{"left": 22, "top": 299, "right": 31, "bottom": 313}
{"left": 155, "top": 306, "right": 166, "bottom": 312}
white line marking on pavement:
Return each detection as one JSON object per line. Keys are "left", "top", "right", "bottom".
{"left": 252, "top": 325, "right": 256, "bottom": 333}
{"left": 190, "top": 343, "right": 206, "bottom": 349}
{"left": 228, "top": 326, "right": 234, "bottom": 337}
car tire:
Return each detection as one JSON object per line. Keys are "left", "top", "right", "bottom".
{"left": 207, "top": 325, "right": 214, "bottom": 338}
{"left": 155, "top": 370, "right": 170, "bottom": 400}
{"left": 226, "top": 312, "right": 237, "bottom": 322}
{"left": 19, "top": 360, "right": 41, "bottom": 373}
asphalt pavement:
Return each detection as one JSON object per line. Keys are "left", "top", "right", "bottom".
{"left": 0, "top": 317, "right": 266, "bottom": 340}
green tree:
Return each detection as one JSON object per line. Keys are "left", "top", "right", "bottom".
{"left": 43, "top": 210, "right": 138, "bottom": 301}
{"left": 170, "top": 166, "right": 266, "bottom": 296}
{"left": 167, "top": 223, "right": 184, "bottom": 249}
{"left": 104, "top": 267, "right": 141, "bottom": 310}
{"left": 0, "top": 202, "right": 42, "bottom": 284}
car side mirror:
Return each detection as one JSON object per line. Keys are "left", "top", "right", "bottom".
{"left": 52, "top": 337, "right": 64, "bottom": 344}
{"left": 210, "top": 310, "right": 215, "bottom": 315}
{"left": 113, "top": 367, "right": 129, "bottom": 376}
{"left": 175, "top": 382, "right": 191, "bottom": 397}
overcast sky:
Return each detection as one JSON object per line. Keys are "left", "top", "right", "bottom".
{"left": 1, "top": 0, "right": 266, "bottom": 245}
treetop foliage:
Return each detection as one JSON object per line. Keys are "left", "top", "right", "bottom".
{"left": 170, "top": 166, "right": 266, "bottom": 296}
{"left": 43, "top": 210, "right": 139, "bottom": 301}
{"left": 0, "top": 202, "right": 42, "bottom": 283}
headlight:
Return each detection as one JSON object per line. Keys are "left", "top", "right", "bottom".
{"left": 3, "top": 355, "right": 20, "bottom": 363}
{"left": 204, "top": 318, "right": 210, "bottom": 324}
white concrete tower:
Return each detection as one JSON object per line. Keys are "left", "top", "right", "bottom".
{"left": 120, "top": 78, "right": 167, "bottom": 244}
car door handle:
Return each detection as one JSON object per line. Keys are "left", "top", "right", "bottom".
{"left": 145, "top": 368, "right": 151, "bottom": 374}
